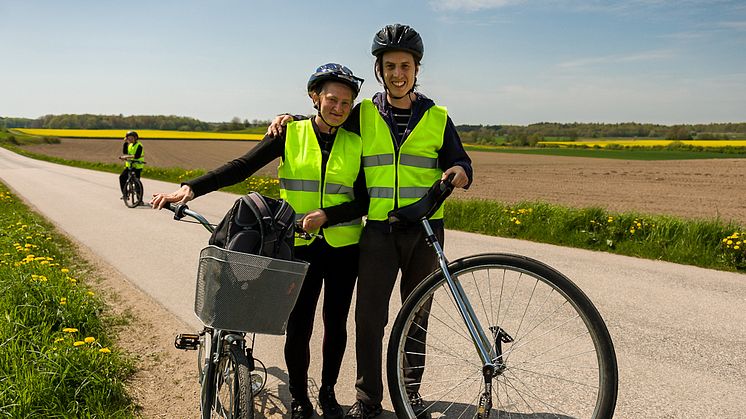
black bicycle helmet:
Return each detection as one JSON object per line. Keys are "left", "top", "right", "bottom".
{"left": 125, "top": 130, "right": 139, "bottom": 139}
{"left": 371, "top": 23, "right": 424, "bottom": 61}
{"left": 307, "top": 63, "right": 364, "bottom": 98}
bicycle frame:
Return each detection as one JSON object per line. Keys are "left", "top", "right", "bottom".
{"left": 420, "top": 218, "right": 497, "bottom": 375}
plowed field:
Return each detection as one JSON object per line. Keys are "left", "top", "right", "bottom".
{"left": 23, "top": 138, "right": 746, "bottom": 225}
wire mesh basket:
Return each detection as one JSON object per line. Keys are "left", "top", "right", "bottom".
{"left": 194, "top": 245, "right": 309, "bottom": 334}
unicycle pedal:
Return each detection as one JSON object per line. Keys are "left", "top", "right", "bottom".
{"left": 174, "top": 333, "right": 200, "bottom": 350}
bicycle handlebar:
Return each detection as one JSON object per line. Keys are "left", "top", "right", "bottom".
{"left": 165, "top": 202, "right": 317, "bottom": 239}
{"left": 165, "top": 202, "right": 216, "bottom": 233}
{"left": 387, "top": 174, "right": 455, "bottom": 224}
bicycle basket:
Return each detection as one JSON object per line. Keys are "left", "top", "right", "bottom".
{"left": 194, "top": 245, "right": 309, "bottom": 334}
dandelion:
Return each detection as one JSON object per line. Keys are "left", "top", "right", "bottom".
{"left": 73, "top": 341, "right": 85, "bottom": 347}
{"left": 99, "top": 348, "right": 111, "bottom": 354}
{"left": 60, "top": 298, "right": 67, "bottom": 305}
{"left": 630, "top": 229, "right": 636, "bottom": 234}
{"left": 61, "top": 268, "right": 69, "bottom": 273}
{"left": 62, "top": 327, "right": 78, "bottom": 333}
{"left": 54, "top": 337, "right": 64, "bottom": 343}
{"left": 735, "top": 246, "right": 741, "bottom": 250}
{"left": 727, "top": 240, "right": 733, "bottom": 245}
{"left": 87, "top": 291, "right": 95, "bottom": 296}
{"left": 84, "top": 337, "right": 95, "bottom": 343}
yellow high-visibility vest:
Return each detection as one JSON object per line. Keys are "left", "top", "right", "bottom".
{"left": 360, "top": 99, "right": 447, "bottom": 220}
{"left": 278, "top": 120, "right": 363, "bottom": 247}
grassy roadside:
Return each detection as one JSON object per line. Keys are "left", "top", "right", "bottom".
{"left": 445, "top": 200, "right": 746, "bottom": 271}
{"left": 2, "top": 136, "right": 745, "bottom": 272}
{"left": 0, "top": 182, "right": 135, "bottom": 417}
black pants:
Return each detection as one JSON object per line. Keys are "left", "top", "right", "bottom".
{"left": 354, "top": 223, "right": 444, "bottom": 405}
{"left": 285, "top": 239, "right": 359, "bottom": 401}
{"left": 119, "top": 167, "right": 141, "bottom": 195}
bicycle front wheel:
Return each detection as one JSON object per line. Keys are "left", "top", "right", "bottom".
{"left": 124, "top": 179, "right": 140, "bottom": 208}
{"left": 213, "top": 346, "right": 254, "bottom": 419}
{"left": 387, "top": 253, "right": 618, "bottom": 419}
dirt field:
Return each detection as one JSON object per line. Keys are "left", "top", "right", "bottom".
{"left": 24, "top": 138, "right": 746, "bottom": 225}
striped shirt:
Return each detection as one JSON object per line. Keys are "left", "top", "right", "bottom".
{"left": 391, "top": 105, "right": 412, "bottom": 146}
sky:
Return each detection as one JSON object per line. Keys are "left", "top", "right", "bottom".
{"left": 1, "top": 0, "right": 745, "bottom": 125}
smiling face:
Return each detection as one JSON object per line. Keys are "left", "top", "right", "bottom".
{"left": 313, "top": 81, "right": 354, "bottom": 131}
{"left": 381, "top": 50, "right": 418, "bottom": 103}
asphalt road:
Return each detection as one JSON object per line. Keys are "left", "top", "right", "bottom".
{"left": 1, "top": 147, "right": 745, "bottom": 418}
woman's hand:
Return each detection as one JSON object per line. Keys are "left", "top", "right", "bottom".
{"left": 442, "top": 165, "right": 468, "bottom": 188}
{"left": 266, "top": 114, "right": 295, "bottom": 137}
{"left": 151, "top": 184, "right": 194, "bottom": 209}
{"left": 301, "top": 209, "right": 327, "bottom": 232}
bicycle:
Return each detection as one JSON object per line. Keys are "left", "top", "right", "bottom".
{"left": 167, "top": 202, "right": 310, "bottom": 419}
{"left": 122, "top": 161, "right": 146, "bottom": 208}
{"left": 385, "top": 177, "right": 618, "bottom": 418}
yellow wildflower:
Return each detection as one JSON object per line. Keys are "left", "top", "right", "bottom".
{"left": 84, "top": 337, "right": 95, "bottom": 343}
{"left": 73, "top": 341, "right": 85, "bottom": 347}
{"left": 62, "top": 328, "right": 78, "bottom": 333}
{"left": 99, "top": 348, "right": 111, "bottom": 354}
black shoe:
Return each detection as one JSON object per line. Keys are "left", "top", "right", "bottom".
{"left": 318, "top": 385, "right": 343, "bottom": 419}
{"left": 344, "top": 400, "right": 382, "bottom": 419}
{"left": 408, "top": 392, "right": 432, "bottom": 419}
{"left": 291, "top": 398, "right": 314, "bottom": 419}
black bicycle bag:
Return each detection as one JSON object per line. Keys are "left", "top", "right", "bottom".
{"left": 208, "top": 192, "right": 296, "bottom": 260}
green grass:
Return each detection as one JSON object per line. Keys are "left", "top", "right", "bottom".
{"left": 3, "top": 139, "right": 744, "bottom": 272}
{"left": 0, "top": 182, "right": 136, "bottom": 417}
{"left": 445, "top": 200, "right": 746, "bottom": 271}
{"left": 464, "top": 144, "right": 746, "bottom": 160}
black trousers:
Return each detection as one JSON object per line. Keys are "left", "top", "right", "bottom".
{"left": 118, "top": 167, "right": 141, "bottom": 195}
{"left": 285, "top": 239, "right": 359, "bottom": 401}
{"left": 354, "top": 223, "right": 444, "bottom": 405}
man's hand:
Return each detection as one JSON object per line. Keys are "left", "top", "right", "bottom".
{"left": 150, "top": 184, "right": 194, "bottom": 209}
{"left": 301, "top": 209, "right": 327, "bottom": 232}
{"left": 266, "top": 114, "right": 295, "bottom": 137}
{"left": 442, "top": 165, "right": 468, "bottom": 188}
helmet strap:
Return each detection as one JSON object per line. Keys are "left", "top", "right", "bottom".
{"left": 315, "top": 112, "right": 340, "bottom": 134}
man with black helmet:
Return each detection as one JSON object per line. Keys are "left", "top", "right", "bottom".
{"left": 152, "top": 63, "right": 368, "bottom": 419}
{"left": 118, "top": 130, "right": 144, "bottom": 201}
{"left": 268, "top": 24, "right": 473, "bottom": 419}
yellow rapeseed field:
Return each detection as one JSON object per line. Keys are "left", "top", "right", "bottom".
{"left": 14, "top": 128, "right": 263, "bottom": 141}
{"left": 539, "top": 139, "right": 746, "bottom": 148}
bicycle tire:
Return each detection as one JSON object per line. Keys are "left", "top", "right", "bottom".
{"left": 134, "top": 178, "right": 144, "bottom": 206}
{"left": 387, "top": 253, "right": 618, "bottom": 419}
{"left": 200, "top": 331, "right": 217, "bottom": 419}
{"left": 124, "top": 177, "right": 139, "bottom": 208}
{"left": 213, "top": 345, "right": 255, "bottom": 419}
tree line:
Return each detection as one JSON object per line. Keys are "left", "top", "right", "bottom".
{"left": 0, "top": 114, "right": 272, "bottom": 132}
{"left": 2, "top": 115, "right": 745, "bottom": 144}
{"left": 457, "top": 122, "right": 746, "bottom": 146}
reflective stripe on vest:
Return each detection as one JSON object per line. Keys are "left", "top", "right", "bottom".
{"left": 360, "top": 99, "right": 447, "bottom": 220}
{"left": 278, "top": 120, "right": 363, "bottom": 247}
{"left": 126, "top": 143, "right": 144, "bottom": 169}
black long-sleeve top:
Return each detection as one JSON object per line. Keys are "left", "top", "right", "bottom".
{"left": 184, "top": 119, "right": 369, "bottom": 228}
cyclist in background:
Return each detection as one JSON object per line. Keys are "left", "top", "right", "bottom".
{"left": 118, "top": 130, "right": 144, "bottom": 200}
{"left": 151, "top": 63, "right": 367, "bottom": 419}
{"left": 267, "top": 24, "right": 473, "bottom": 419}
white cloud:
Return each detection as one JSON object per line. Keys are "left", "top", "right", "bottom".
{"left": 429, "top": 0, "right": 521, "bottom": 12}
{"left": 719, "top": 20, "right": 746, "bottom": 30}
{"left": 557, "top": 50, "right": 675, "bottom": 69}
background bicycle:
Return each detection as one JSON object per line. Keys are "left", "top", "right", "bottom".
{"left": 385, "top": 178, "right": 619, "bottom": 419}
{"left": 166, "top": 202, "right": 309, "bottom": 419}
{"left": 121, "top": 161, "right": 145, "bottom": 208}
